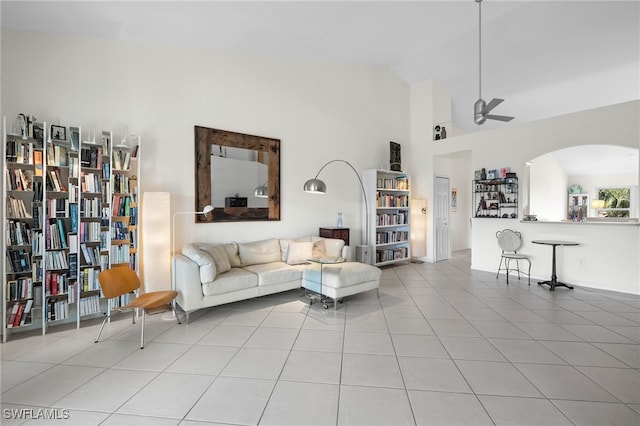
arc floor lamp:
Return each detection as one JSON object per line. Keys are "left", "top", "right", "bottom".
{"left": 167, "top": 204, "right": 214, "bottom": 318}
{"left": 303, "top": 159, "right": 371, "bottom": 263}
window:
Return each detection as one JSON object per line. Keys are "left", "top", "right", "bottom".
{"left": 597, "top": 187, "right": 634, "bottom": 217}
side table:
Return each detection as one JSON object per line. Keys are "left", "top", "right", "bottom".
{"left": 319, "top": 227, "right": 349, "bottom": 246}
{"left": 304, "top": 257, "right": 346, "bottom": 309}
{"left": 532, "top": 240, "right": 579, "bottom": 291}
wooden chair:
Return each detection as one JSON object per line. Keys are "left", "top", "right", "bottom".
{"left": 95, "top": 266, "right": 179, "bottom": 349}
{"left": 496, "top": 229, "right": 532, "bottom": 285}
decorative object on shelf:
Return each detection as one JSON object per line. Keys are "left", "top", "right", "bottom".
{"left": 474, "top": 170, "right": 482, "bottom": 180}
{"left": 500, "top": 167, "right": 510, "bottom": 178}
{"left": 336, "top": 212, "right": 344, "bottom": 228}
{"left": 433, "top": 125, "right": 441, "bottom": 140}
{"left": 441, "top": 126, "right": 447, "bottom": 139}
{"left": 568, "top": 184, "right": 582, "bottom": 194}
{"left": 481, "top": 168, "right": 487, "bottom": 180}
{"left": 253, "top": 183, "right": 268, "bottom": 198}
{"left": 389, "top": 141, "right": 401, "bottom": 172}
{"left": 473, "top": 176, "right": 518, "bottom": 218}
{"left": 303, "top": 159, "right": 370, "bottom": 263}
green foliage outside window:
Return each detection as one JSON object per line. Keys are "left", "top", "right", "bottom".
{"left": 598, "top": 188, "right": 630, "bottom": 217}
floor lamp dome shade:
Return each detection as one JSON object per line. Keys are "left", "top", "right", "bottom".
{"left": 302, "top": 159, "right": 369, "bottom": 248}
{"left": 303, "top": 178, "right": 327, "bottom": 194}
{"left": 254, "top": 184, "right": 268, "bottom": 198}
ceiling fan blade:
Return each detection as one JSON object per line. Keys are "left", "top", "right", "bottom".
{"left": 486, "top": 114, "right": 514, "bottom": 122}
{"left": 482, "top": 98, "right": 504, "bottom": 113}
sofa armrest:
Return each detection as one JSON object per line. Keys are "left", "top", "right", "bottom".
{"left": 342, "top": 245, "right": 353, "bottom": 261}
{"left": 173, "top": 253, "right": 204, "bottom": 313}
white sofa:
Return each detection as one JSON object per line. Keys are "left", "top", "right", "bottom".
{"left": 173, "top": 236, "right": 381, "bottom": 319}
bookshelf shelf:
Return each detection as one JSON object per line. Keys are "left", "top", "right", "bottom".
{"left": 3, "top": 116, "right": 141, "bottom": 341}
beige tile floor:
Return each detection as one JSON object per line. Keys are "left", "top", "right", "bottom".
{"left": 1, "top": 250, "right": 639, "bottom": 425}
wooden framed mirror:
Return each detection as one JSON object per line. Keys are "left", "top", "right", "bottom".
{"left": 195, "top": 126, "right": 281, "bottom": 222}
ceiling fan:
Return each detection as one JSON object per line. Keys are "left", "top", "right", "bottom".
{"left": 474, "top": 0, "right": 514, "bottom": 125}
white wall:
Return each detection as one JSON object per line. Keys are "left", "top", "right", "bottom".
{"left": 530, "top": 154, "right": 568, "bottom": 221}
{"left": 1, "top": 29, "right": 410, "bottom": 259}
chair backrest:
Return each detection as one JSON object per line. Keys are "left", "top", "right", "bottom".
{"left": 496, "top": 229, "right": 522, "bottom": 253}
{"left": 98, "top": 267, "right": 141, "bottom": 299}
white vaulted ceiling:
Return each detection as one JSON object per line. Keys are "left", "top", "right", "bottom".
{"left": 1, "top": 1, "right": 639, "bottom": 134}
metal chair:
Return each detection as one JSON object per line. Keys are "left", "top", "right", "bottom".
{"left": 496, "top": 229, "right": 531, "bottom": 285}
{"left": 95, "top": 266, "right": 179, "bottom": 349}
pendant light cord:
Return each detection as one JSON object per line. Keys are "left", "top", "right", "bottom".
{"left": 478, "top": 0, "right": 482, "bottom": 100}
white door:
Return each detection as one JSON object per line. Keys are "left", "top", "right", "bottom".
{"left": 435, "top": 176, "right": 450, "bottom": 261}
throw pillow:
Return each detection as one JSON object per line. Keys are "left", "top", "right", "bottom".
{"left": 199, "top": 244, "right": 232, "bottom": 274}
{"left": 287, "top": 241, "right": 314, "bottom": 265}
{"left": 238, "top": 238, "right": 281, "bottom": 266}
{"left": 312, "top": 239, "right": 326, "bottom": 258}
{"left": 224, "top": 242, "right": 242, "bottom": 268}
{"left": 181, "top": 244, "right": 216, "bottom": 283}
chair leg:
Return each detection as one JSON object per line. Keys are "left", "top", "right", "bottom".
{"left": 140, "top": 309, "right": 145, "bottom": 349}
{"left": 95, "top": 315, "right": 109, "bottom": 343}
{"left": 496, "top": 257, "right": 504, "bottom": 279}
{"left": 173, "top": 304, "right": 181, "bottom": 325}
{"left": 527, "top": 259, "right": 531, "bottom": 285}
{"left": 516, "top": 259, "right": 522, "bottom": 280}
{"left": 505, "top": 258, "right": 510, "bottom": 284}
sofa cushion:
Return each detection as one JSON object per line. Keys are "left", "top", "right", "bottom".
{"left": 243, "top": 262, "right": 303, "bottom": 286}
{"left": 202, "top": 267, "right": 258, "bottom": 296}
{"left": 224, "top": 242, "right": 242, "bottom": 268}
{"left": 286, "top": 241, "right": 314, "bottom": 265}
{"left": 198, "top": 244, "right": 231, "bottom": 274}
{"left": 238, "top": 238, "right": 281, "bottom": 266}
{"left": 182, "top": 244, "right": 216, "bottom": 283}
{"left": 312, "top": 239, "right": 326, "bottom": 258}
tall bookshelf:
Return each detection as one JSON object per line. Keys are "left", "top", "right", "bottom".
{"left": 363, "top": 169, "right": 411, "bottom": 266}
{"left": 2, "top": 116, "right": 141, "bottom": 341}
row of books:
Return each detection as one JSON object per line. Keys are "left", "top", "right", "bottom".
{"left": 32, "top": 230, "right": 44, "bottom": 254}
{"left": 7, "top": 249, "right": 31, "bottom": 273}
{"left": 79, "top": 221, "right": 101, "bottom": 243}
{"left": 111, "top": 221, "right": 130, "bottom": 241}
{"left": 81, "top": 197, "right": 101, "bottom": 218}
{"left": 377, "top": 176, "right": 409, "bottom": 190}
{"left": 7, "top": 300, "right": 34, "bottom": 328}
{"left": 80, "top": 171, "right": 101, "bottom": 193}
{"left": 6, "top": 168, "right": 33, "bottom": 191}
{"left": 44, "top": 250, "right": 68, "bottom": 270}
{"left": 45, "top": 219, "right": 68, "bottom": 250}
{"left": 376, "top": 193, "right": 409, "bottom": 208}
{"left": 375, "top": 231, "right": 409, "bottom": 245}
{"left": 6, "top": 140, "right": 36, "bottom": 164}
{"left": 69, "top": 157, "right": 80, "bottom": 179}
{"left": 46, "top": 143, "right": 68, "bottom": 167}
{"left": 6, "top": 197, "right": 32, "bottom": 219}
{"left": 112, "top": 149, "right": 133, "bottom": 171}
{"left": 80, "top": 267, "right": 101, "bottom": 292}
{"left": 45, "top": 271, "right": 69, "bottom": 296}
{"left": 111, "top": 195, "right": 132, "bottom": 217}
{"left": 111, "top": 174, "right": 131, "bottom": 195}
{"left": 80, "top": 243, "right": 101, "bottom": 266}
{"left": 376, "top": 212, "right": 409, "bottom": 226}
{"left": 110, "top": 244, "right": 131, "bottom": 264}
{"left": 375, "top": 247, "right": 409, "bottom": 263}
{"left": 46, "top": 169, "right": 67, "bottom": 192}
{"left": 78, "top": 294, "right": 101, "bottom": 316}
{"left": 80, "top": 145, "right": 103, "bottom": 169}
{"left": 46, "top": 198, "right": 70, "bottom": 218}
{"left": 47, "top": 299, "right": 69, "bottom": 322}
{"left": 7, "top": 277, "right": 33, "bottom": 301}
{"left": 6, "top": 220, "right": 31, "bottom": 246}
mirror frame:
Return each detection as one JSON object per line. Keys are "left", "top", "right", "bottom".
{"left": 194, "top": 125, "right": 281, "bottom": 222}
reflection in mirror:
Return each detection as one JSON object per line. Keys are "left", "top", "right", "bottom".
{"left": 195, "top": 126, "right": 280, "bottom": 222}
{"left": 527, "top": 144, "right": 639, "bottom": 222}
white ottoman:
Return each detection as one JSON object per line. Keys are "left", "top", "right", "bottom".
{"left": 302, "top": 262, "right": 381, "bottom": 309}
